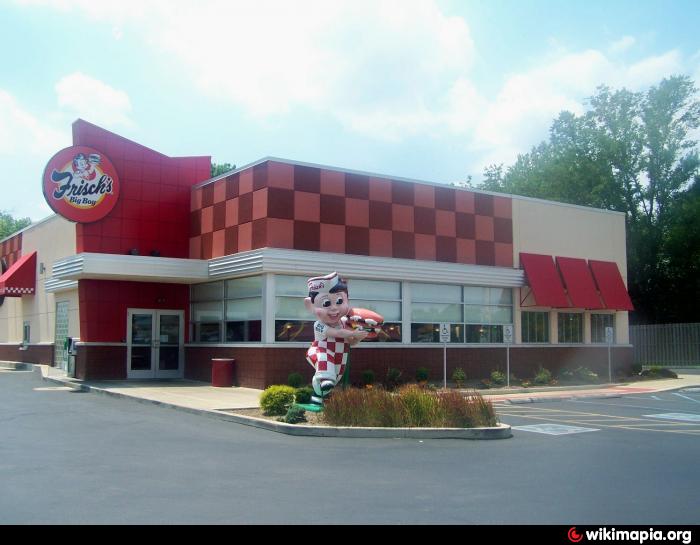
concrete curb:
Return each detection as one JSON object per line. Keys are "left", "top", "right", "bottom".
{"left": 35, "top": 366, "right": 512, "bottom": 440}
{"left": 209, "top": 411, "right": 513, "bottom": 439}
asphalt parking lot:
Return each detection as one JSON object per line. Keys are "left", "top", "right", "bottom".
{"left": 496, "top": 389, "right": 700, "bottom": 437}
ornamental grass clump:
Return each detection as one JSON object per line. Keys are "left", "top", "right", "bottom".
{"left": 322, "top": 386, "right": 498, "bottom": 428}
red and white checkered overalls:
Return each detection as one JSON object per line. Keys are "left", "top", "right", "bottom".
{"left": 306, "top": 321, "right": 349, "bottom": 399}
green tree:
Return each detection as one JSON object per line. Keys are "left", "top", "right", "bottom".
{"left": 478, "top": 75, "right": 700, "bottom": 323}
{"left": 211, "top": 162, "right": 236, "bottom": 178}
{"left": 0, "top": 211, "right": 31, "bottom": 240}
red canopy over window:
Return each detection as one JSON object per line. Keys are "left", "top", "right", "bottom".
{"left": 520, "top": 253, "right": 570, "bottom": 308}
{"left": 0, "top": 251, "right": 36, "bottom": 297}
{"left": 589, "top": 260, "right": 634, "bottom": 311}
{"left": 556, "top": 256, "right": 604, "bottom": 310}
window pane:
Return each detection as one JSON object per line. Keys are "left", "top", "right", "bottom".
{"left": 275, "top": 275, "right": 308, "bottom": 297}
{"left": 192, "top": 301, "right": 223, "bottom": 321}
{"left": 350, "top": 279, "right": 401, "bottom": 300}
{"left": 558, "top": 313, "right": 583, "bottom": 343}
{"left": 522, "top": 312, "right": 549, "bottom": 343}
{"left": 376, "top": 322, "right": 402, "bottom": 343}
{"left": 463, "top": 286, "right": 489, "bottom": 304}
{"left": 191, "top": 282, "right": 223, "bottom": 301}
{"left": 466, "top": 325, "right": 503, "bottom": 343}
{"left": 226, "top": 276, "right": 262, "bottom": 298}
{"left": 591, "top": 314, "right": 614, "bottom": 343}
{"left": 411, "top": 283, "right": 461, "bottom": 303}
{"left": 195, "top": 323, "right": 220, "bottom": 343}
{"left": 411, "top": 302, "right": 462, "bottom": 322}
{"left": 275, "top": 296, "right": 310, "bottom": 320}
{"left": 226, "top": 321, "right": 261, "bottom": 342}
{"left": 465, "top": 305, "right": 512, "bottom": 324}
{"left": 275, "top": 320, "right": 315, "bottom": 342}
{"left": 225, "top": 297, "right": 262, "bottom": 320}
{"left": 351, "top": 299, "right": 401, "bottom": 321}
{"left": 411, "top": 323, "right": 462, "bottom": 343}
{"left": 489, "top": 288, "right": 512, "bottom": 305}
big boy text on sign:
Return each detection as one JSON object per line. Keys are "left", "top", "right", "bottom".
{"left": 42, "top": 146, "right": 120, "bottom": 223}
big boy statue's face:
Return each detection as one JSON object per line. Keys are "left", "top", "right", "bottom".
{"left": 311, "top": 291, "right": 350, "bottom": 327}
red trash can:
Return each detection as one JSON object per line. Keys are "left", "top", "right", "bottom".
{"left": 211, "top": 358, "right": 235, "bottom": 387}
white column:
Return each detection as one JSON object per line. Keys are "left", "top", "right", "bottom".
{"left": 262, "top": 273, "right": 276, "bottom": 344}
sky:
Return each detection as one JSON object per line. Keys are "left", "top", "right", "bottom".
{"left": 1, "top": 0, "right": 699, "bottom": 222}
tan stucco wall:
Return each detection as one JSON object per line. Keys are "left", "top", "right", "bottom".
{"left": 512, "top": 197, "right": 629, "bottom": 344}
{"left": 0, "top": 216, "right": 79, "bottom": 346}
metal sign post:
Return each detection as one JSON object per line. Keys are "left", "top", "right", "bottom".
{"left": 503, "top": 325, "right": 514, "bottom": 388}
{"left": 440, "top": 323, "right": 450, "bottom": 389}
{"left": 606, "top": 326, "right": 614, "bottom": 383}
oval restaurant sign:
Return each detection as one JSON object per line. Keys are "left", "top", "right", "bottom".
{"left": 42, "top": 146, "right": 120, "bottom": 223}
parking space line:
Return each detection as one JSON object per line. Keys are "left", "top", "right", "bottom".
{"left": 672, "top": 393, "right": 700, "bottom": 404}
{"left": 497, "top": 412, "right": 700, "bottom": 436}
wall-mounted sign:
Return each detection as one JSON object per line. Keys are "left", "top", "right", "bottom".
{"left": 42, "top": 146, "right": 120, "bottom": 223}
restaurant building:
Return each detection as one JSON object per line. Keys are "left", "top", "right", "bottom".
{"left": 0, "top": 120, "right": 634, "bottom": 388}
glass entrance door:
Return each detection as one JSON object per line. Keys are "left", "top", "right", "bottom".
{"left": 127, "top": 309, "right": 184, "bottom": 379}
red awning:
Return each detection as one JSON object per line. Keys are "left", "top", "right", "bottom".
{"left": 0, "top": 251, "right": 36, "bottom": 297}
{"left": 589, "top": 260, "right": 634, "bottom": 311}
{"left": 520, "top": 253, "right": 570, "bottom": 308}
{"left": 556, "top": 256, "right": 604, "bottom": 310}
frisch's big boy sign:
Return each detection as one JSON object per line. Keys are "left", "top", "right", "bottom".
{"left": 42, "top": 146, "right": 120, "bottom": 223}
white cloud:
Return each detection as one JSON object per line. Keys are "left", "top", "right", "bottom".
{"left": 0, "top": 90, "right": 67, "bottom": 156}
{"left": 55, "top": 72, "right": 133, "bottom": 127}
{"left": 609, "top": 35, "right": 636, "bottom": 54}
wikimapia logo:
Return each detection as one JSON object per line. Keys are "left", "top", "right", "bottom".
{"left": 568, "top": 527, "right": 693, "bottom": 544}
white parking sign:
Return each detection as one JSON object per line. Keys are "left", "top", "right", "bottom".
{"left": 439, "top": 323, "right": 450, "bottom": 343}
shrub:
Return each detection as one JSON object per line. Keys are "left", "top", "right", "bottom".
{"left": 322, "top": 386, "right": 498, "bottom": 428}
{"left": 415, "top": 367, "right": 430, "bottom": 383}
{"left": 575, "top": 367, "right": 599, "bottom": 384}
{"left": 558, "top": 368, "right": 576, "bottom": 383}
{"left": 287, "top": 372, "right": 304, "bottom": 388}
{"left": 490, "top": 370, "right": 506, "bottom": 386}
{"left": 533, "top": 367, "right": 552, "bottom": 385}
{"left": 452, "top": 368, "right": 466, "bottom": 388}
{"left": 385, "top": 368, "right": 403, "bottom": 390}
{"left": 294, "top": 386, "right": 314, "bottom": 405}
{"left": 361, "top": 369, "right": 376, "bottom": 387}
{"left": 631, "top": 364, "right": 643, "bottom": 375}
{"left": 279, "top": 406, "right": 307, "bottom": 424}
{"left": 641, "top": 367, "right": 678, "bottom": 379}
{"left": 260, "top": 385, "right": 296, "bottom": 416}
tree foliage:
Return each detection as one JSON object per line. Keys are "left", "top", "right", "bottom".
{"left": 0, "top": 211, "right": 31, "bottom": 240}
{"left": 478, "top": 75, "right": 700, "bottom": 323}
{"left": 211, "top": 162, "right": 236, "bottom": 178}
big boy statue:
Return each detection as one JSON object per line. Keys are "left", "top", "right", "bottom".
{"left": 304, "top": 272, "right": 383, "bottom": 406}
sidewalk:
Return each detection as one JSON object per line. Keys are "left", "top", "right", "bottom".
{"left": 34, "top": 364, "right": 700, "bottom": 413}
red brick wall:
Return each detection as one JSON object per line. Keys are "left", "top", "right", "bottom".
{"left": 184, "top": 345, "right": 634, "bottom": 389}
{"left": 190, "top": 160, "right": 514, "bottom": 267}
{"left": 73, "top": 119, "right": 211, "bottom": 258}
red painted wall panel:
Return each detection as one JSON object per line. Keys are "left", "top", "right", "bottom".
{"left": 78, "top": 279, "right": 190, "bottom": 343}
{"left": 72, "top": 119, "right": 210, "bottom": 259}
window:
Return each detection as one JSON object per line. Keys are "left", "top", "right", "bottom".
{"left": 521, "top": 312, "right": 549, "bottom": 343}
{"left": 191, "top": 277, "right": 262, "bottom": 342}
{"left": 558, "top": 313, "right": 583, "bottom": 344}
{"left": 409, "top": 284, "right": 514, "bottom": 343}
{"left": 410, "top": 283, "right": 463, "bottom": 342}
{"left": 591, "top": 314, "right": 615, "bottom": 344}
{"left": 274, "top": 275, "right": 314, "bottom": 342}
{"left": 274, "top": 276, "right": 402, "bottom": 342}
{"left": 464, "top": 287, "right": 512, "bottom": 344}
